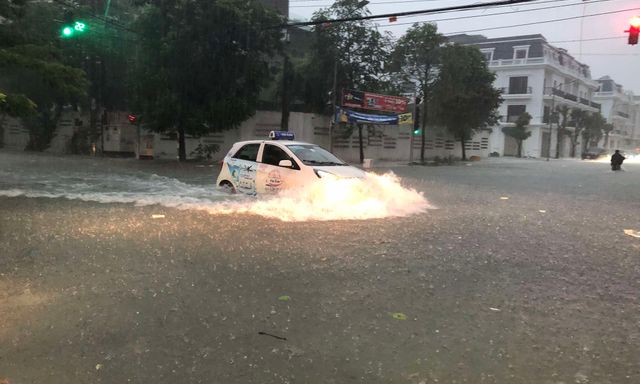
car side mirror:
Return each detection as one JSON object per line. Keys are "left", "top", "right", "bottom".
{"left": 278, "top": 159, "right": 293, "bottom": 168}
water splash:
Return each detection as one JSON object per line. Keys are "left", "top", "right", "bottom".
{"left": 0, "top": 167, "right": 429, "bottom": 222}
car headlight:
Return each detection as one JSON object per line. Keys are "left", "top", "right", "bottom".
{"left": 314, "top": 169, "right": 336, "bottom": 179}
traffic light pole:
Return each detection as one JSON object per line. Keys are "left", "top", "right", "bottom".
{"left": 409, "top": 94, "right": 417, "bottom": 164}
{"left": 330, "top": 59, "right": 337, "bottom": 153}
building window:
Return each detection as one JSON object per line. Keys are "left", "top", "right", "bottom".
{"left": 513, "top": 45, "right": 529, "bottom": 60}
{"left": 480, "top": 49, "right": 494, "bottom": 62}
{"left": 509, "top": 76, "right": 529, "bottom": 94}
{"left": 507, "top": 105, "right": 526, "bottom": 123}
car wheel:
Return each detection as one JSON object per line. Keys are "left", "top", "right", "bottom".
{"left": 219, "top": 181, "right": 236, "bottom": 194}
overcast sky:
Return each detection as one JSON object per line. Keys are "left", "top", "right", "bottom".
{"left": 290, "top": 0, "right": 640, "bottom": 94}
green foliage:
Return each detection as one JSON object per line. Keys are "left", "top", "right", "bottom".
{"left": 0, "top": 0, "right": 89, "bottom": 151}
{"left": 0, "top": 91, "right": 37, "bottom": 117}
{"left": 131, "top": 0, "right": 283, "bottom": 160}
{"left": 431, "top": 44, "right": 502, "bottom": 160}
{"left": 300, "top": 0, "right": 393, "bottom": 113}
{"left": 583, "top": 112, "right": 606, "bottom": 148}
{"left": 389, "top": 22, "right": 444, "bottom": 98}
{"left": 566, "top": 109, "right": 588, "bottom": 157}
{"left": 502, "top": 112, "right": 531, "bottom": 158}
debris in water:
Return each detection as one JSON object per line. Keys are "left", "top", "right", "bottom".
{"left": 624, "top": 229, "right": 640, "bottom": 238}
{"left": 391, "top": 312, "right": 407, "bottom": 320}
{"left": 95, "top": 364, "right": 103, "bottom": 370}
{"left": 538, "top": 210, "right": 546, "bottom": 213}
{"left": 278, "top": 295, "right": 290, "bottom": 302}
{"left": 500, "top": 196, "right": 509, "bottom": 200}
{"left": 258, "top": 332, "right": 287, "bottom": 341}
{"left": 489, "top": 307, "right": 501, "bottom": 312}
{"left": 151, "top": 214, "right": 165, "bottom": 219}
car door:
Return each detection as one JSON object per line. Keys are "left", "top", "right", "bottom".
{"left": 228, "top": 143, "right": 261, "bottom": 195}
{"left": 256, "top": 143, "right": 301, "bottom": 194}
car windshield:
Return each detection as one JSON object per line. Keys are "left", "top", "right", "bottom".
{"left": 286, "top": 144, "right": 346, "bottom": 166}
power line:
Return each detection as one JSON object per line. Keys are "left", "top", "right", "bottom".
{"left": 379, "top": 6, "right": 639, "bottom": 36}
{"left": 438, "top": 6, "right": 640, "bottom": 35}
{"left": 291, "top": 0, "right": 503, "bottom": 7}
{"left": 376, "top": 0, "right": 618, "bottom": 27}
{"left": 282, "top": 0, "right": 543, "bottom": 27}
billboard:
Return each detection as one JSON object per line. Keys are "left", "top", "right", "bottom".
{"left": 342, "top": 89, "right": 409, "bottom": 113}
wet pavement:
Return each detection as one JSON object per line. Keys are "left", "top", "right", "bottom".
{"left": 1, "top": 151, "right": 639, "bottom": 383}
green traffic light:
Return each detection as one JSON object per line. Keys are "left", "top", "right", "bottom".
{"left": 413, "top": 129, "right": 421, "bottom": 135}
{"left": 62, "top": 26, "right": 73, "bottom": 37}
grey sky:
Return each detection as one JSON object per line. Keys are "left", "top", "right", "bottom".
{"left": 290, "top": 0, "right": 640, "bottom": 93}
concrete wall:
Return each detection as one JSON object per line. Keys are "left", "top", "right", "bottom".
{"left": 3, "top": 109, "right": 493, "bottom": 161}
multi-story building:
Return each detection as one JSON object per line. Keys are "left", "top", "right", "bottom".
{"left": 451, "top": 34, "right": 601, "bottom": 158}
{"left": 593, "top": 76, "right": 640, "bottom": 151}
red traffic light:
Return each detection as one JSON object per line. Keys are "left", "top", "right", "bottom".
{"left": 127, "top": 114, "right": 137, "bottom": 124}
{"left": 626, "top": 17, "right": 640, "bottom": 45}
{"left": 630, "top": 16, "right": 640, "bottom": 28}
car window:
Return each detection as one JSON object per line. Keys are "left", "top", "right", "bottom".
{"left": 232, "top": 143, "right": 260, "bottom": 162}
{"left": 262, "top": 144, "right": 299, "bottom": 169}
{"left": 286, "top": 144, "right": 346, "bottom": 166}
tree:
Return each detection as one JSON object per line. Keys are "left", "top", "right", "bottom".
{"left": 0, "top": 91, "right": 37, "bottom": 147}
{"left": 131, "top": 0, "right": 283, "bottom": 161}
{"left": 0, "top": 1, "right": 89, "bottom": 151}
{"left": 583, "top": 112, "right": 606, "bottom": 149}
{"left": 389, "top": 22, "right": 445, "bottom": 162}
{"left": 555, "top": 105, "right": 570, "bottom": 158}
{"left": 301, "top": 0, "right": 393, "bottom": 164}
{"left": 431, "top": 44, "right": 502, "bottom": 160}
{"left": 502, "top": 112, "right": 531, "bottom": 158}
{"left": 567, "top": 109, "right": 588, "bottom": 157}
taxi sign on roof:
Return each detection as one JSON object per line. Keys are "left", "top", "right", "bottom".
{"left": 269, "top": 131, "right": 295, "bottom": 140}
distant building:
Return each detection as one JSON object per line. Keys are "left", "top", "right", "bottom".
{"left": 593, "top": 76, "right": 640, "bottom": 151}
{"left": 451, "top": 34, "right": 602, "bottom": 158}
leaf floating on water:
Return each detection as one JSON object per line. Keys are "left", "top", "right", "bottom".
{"left": 278, "top": 295, "right": 290, "bottom": 302}
{"left": 391, "top": 312, "right": 407, "bottom": 320}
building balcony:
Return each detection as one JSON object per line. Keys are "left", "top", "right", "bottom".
{"left": 544, "top": 89, "right": 601, "bottom": 111}
{"left": 488, "top": 56, "right": 596, "bottom": 84}
{"left": 500, "top": 86, "right": 533, "bottom": 95}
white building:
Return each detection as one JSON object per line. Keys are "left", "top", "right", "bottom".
{"left": 593, "top": 76, "right": 640, "bottom": 151}
{"left": 452, "top": 34, "right": 601, "bottom": 158}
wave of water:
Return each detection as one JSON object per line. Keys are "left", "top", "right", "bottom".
{"left": 0, "top": 167, "right": 430, "bottom": 221}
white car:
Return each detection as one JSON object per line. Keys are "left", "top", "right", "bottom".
{"left": 216, "top": 131, "right": 366, "bottom": 195}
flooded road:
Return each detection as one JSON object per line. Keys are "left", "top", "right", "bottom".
{"left": 1, "top": 151, "right": 639, "bottom": 384}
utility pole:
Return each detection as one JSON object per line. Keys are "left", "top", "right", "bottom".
{"left": 409, "top": 94, "right": 419, "bottom": 163}
{"left": 330, "top": 60, "right": 337, "bottom": 152}
{"left": 280, "top": 55, "right": 290, "bottom": 131}
{"left": 280, "top": 28, "right": 291, "bottom": 131}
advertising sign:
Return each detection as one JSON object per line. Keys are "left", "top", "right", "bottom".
{"left": 336, "top": 107, "right": 399, "bottom": 125}
{"left": 342, "top": 89, "right": 409, "bottom": 113}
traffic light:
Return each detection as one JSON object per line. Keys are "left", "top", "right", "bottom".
{"left": 60, "top": 10, "right": 87, "bottom": 38}
{"left": 127, "top": 114, "right": 137, "bottom": 124}
{"left": 626, "top": 16, "right": 640, "bottom": 45}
